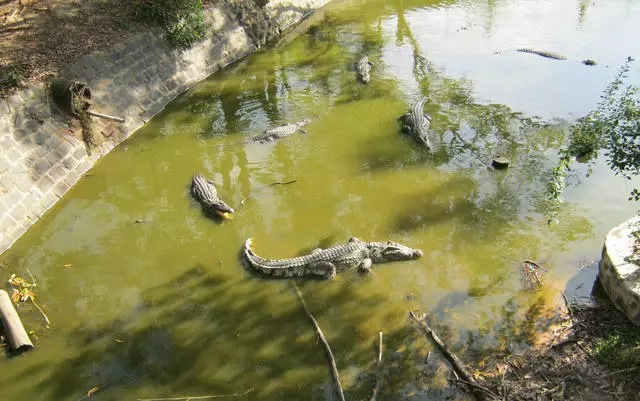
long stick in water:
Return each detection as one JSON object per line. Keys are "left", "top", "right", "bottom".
{"left": 370, "top": 331, "right": 384, "bottom": 401}
{"left": 293, "top": 284, "right": 346, "bottom": 401}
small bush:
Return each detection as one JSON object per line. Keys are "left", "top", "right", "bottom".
{"left": 547, "top": 57, "right": 640, "bottom": 217}
{"left": 134, "top": 0, "right": 207, "bottom": 48}
{"left": 0, "top": 65, "right": 25, "bottom": 91}
{"left": 593, "top": 328, "right": 640, "bottom": 374}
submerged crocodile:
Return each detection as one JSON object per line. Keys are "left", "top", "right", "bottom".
{"left": 191, "top": 174, "right": 234, "bottom": 219}
{"left": 497, "top": 48, "right": 596, "bottom": 65}
{"left": 251, "top": 119, "right": 312, "bottom": 143}
{"left": 399, "top": 97, "right": 432, "bottom": 150}
{"left": 221, "top": 119, "right": 313, "bottom": 147}
{"left": 355, "top": 55, "right": 373, "bottom": 83}
{"left": 242, "top": 237, "right": 423, "bottom": 279}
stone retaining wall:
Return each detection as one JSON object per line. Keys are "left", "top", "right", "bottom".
{"left": 598, "top": 215, "right": 640, "bottom": 325}
{"left": 0, "top": 0, "right": 330, "bottom": 254}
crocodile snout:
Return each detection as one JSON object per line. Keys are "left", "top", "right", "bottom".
{"left": 413, "top": 249, "right": 424, "bottom": 258}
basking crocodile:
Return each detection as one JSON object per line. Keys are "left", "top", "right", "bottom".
{"left": 355, "top": 55, "right": 373, "bottom": 83}
{"left": 191, "top": 174, "right": 234, "bottom": 219}
{"left": 399, "top": 97, "right": 432, "bottom": 150}
{"left": 242, "top": 237, "right": 423, "bottom": 279}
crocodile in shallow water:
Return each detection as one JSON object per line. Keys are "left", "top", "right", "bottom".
{"left": 355, "top": 55, "right": 373, "bottom": 83}
{"left": 400, "top": 97, "right": 432, "bottom": 150}
{"left": 242, "top": 237, "right": 423, "bottom": 279}
{"left": 250, "top": 119, "right": 312, "bottom": 143}
{"left": 191, "top": 174, "right": 234, "bottom": 219}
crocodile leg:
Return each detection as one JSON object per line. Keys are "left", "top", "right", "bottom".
{"left": 358, "top": 258, "right": 373, "bottom": 274}
{"left": 308, "top": 260, "right": 337, "bottom": 279}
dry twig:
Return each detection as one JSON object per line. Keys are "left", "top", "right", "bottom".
{"left": 137, "top": 388, "right": 254, "bottom": 401}
{"left": 293, "top": 283, "right": 346, "bottom": 401}
{"left": 370, "top": 331, "right": 384, "bottom": 401}
{"left": 409, "top": 310, "right": 498, "bottom": 401}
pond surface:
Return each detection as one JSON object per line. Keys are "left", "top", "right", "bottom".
{"left": 2, "top": 0, "right": 640, "bottom": 400}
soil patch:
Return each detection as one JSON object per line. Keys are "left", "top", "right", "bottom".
{"left": 0, "top": 0, "right": 144, "bottom": 98}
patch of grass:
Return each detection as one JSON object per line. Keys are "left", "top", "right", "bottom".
{"left": 0, "top": 65, "right": 25, "bottom": 91}
{"left": 593, "top": 328, "right": 640, "bottom": 374}
{"left": 134, "top": 0, "right": 208, "bottom": 48}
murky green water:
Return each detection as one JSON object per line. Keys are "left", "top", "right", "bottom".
{"left": 2, "top": 0, "right": 640, "bottom": 399}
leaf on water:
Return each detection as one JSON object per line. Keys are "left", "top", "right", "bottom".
{"left": 114, "top": 338, "right": 125, "bottom": 343}
{"left": 61, "top": 264, "right": 72, "bottom": 268}
{"left": 87, "top": 387, "right": 99, "bottom": 397}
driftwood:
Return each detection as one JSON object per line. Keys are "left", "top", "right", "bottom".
{"left": 370, "top": 331, "right": 384, "bottom": 401}
{"left": 0, "top": 289, "right": 34, "bottom": 353}
{"left": 293, "top": 284, "right": 346, "bottom": 401}
{"left": 409, "top": 311, "right": 497, "bottom": 401}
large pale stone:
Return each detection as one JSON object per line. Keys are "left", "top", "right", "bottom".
{"left": 598, "top": 215, "right": 640, "bottom": 325}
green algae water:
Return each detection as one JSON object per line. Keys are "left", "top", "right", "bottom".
{"left": 2, "top": 0, "right": 640, "bottom": 399}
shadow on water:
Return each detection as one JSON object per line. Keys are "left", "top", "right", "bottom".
{"left": 15, "top": 265, "right": 494, "bottom": 400}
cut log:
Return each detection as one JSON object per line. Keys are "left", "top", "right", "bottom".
{"left": 0, "top": 289, "right": 34, "bottom": 353}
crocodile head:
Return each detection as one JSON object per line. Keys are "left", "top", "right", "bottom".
{"left": 367, "top": 241, "right": 423, "bottom": 263}
{"left": 211, "top": 201, "right": 235, "bottom": 219}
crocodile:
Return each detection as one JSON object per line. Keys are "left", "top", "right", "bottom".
{"left": 496, "top": 48, "right": 596, "bottom": 65}
{"left": 191, "top": 174, "right": 234, "bottom": 219}
{"left": 221, "top": 119, "right": 313, "bottom": 147}
{"left": 250, "top": 119, "right": 312, "bottom": 143}
{"left": 355, "top": 55, "right": 373, "bottom": 83}
{"left": 242, "top": 237, "right": 423, "bottom": 279}
{"left": 399, "top": 97, "right": 432, "bottom": 150}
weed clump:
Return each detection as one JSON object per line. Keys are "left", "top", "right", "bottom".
{"left": 134, "top": 0, "right": 207, "bottom": 48}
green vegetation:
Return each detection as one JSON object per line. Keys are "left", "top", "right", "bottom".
{"left": 547, "top": 57, "right": 640, "bottom": 214}
{"left": 0, "top": 64, "right": 25, "bottom": 93}
{"left": 593, "top": 328, "right": 640, "bottom": 374}
{"left": 134, "top": 0, "right": 208, "bottom": 48}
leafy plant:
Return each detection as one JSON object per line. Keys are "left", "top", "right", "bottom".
{"left": 134, "top": 0, "right": 207, "bottom": 48}
{"left": 547, "top": 57, "right": 640, "bottom": 217}
{"left": 593, "top": 328, "right": 640, "bottom": 374}
{"left": 8, "top": 272, "right": 51, "bottom": 327}
{"left": 0, "top": 65, "right": 25, "bottom": 92}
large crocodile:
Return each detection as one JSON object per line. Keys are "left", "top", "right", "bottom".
{"left": 191, "top": 174, "right": 234, "bottom": 219}
{"left": 242, "top": 237, "right": 423, "bottom": 279}
{"left": 400, "top": 97, "right": 432, "bottom": 150}
{"left": 355, "top": 55, "right": 373, "bottom": 83}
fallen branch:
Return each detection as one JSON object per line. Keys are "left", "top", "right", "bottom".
{"left": 137, "top": 388, "right": 254, "bottom": 401}
{"left": 86, "top": 110, "right": 125, "bottom": 123}
{"left": 409, "top": 311, "right": 497, "bottom": 401}
{"left": 370, "top": 331, "right": 384, "bottom": 401}
{"left": 293, "top": 283, "right": 346, "bottom": 401}
{"left": 240, "top": 180, "right": 297, "bottom": 205}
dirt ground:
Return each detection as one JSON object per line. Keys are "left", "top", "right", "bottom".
{"left": 0, "top": 0, "right": 144, "bottom": 98}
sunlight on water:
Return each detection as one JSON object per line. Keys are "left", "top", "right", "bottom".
{"left": 1, "top": 0, "right": 639, "bottom": 400}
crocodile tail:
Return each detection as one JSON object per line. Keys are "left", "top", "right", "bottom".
{"left": 243, "top": 238, "right": 255, "bottom": 257}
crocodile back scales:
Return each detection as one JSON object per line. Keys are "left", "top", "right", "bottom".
{"left": 243, "top": 239, "right": 367, "bottom": 277}
{"left": 402, "top": 97, "right": 431, "bottom": 149}
{"left": 355, "top": 56, "right": 372, "bottom": 83}
{"left": 251, "top": 119, "right": 311, "bottom": 141}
